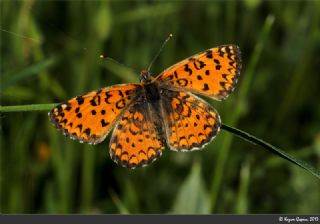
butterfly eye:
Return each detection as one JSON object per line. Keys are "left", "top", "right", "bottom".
{"left": 140, "top": 69, "right": 151, "bottom": 83}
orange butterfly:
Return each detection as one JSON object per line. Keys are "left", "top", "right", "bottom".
{"left": 49, "top": 45, "right": 241, "bottom": 168}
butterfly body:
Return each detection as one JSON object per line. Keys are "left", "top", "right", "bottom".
{"left": 143, "top": 81, "right": 161, "bottom": 103}
{"left": 49, "top": 45, "right": 241, "bottom": 168}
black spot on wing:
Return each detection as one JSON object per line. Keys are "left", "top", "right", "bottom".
{"left": 202, "top": 84, "right": 209, "bottom": 91}
{"left": 90, "top": 95, "right": 101, "bottom": 106}
{"left": 76, "top": 124, "right": 83, "bottom": 132}
{"left": 177, "top": 79, "right": 188, "bottom": 87}
{"left": 84, "top": 128, "right": 91, "bottom": 136}
{"left": 76, "top": 96, "right": 84, "bottom": 105}
{"left": 64, "top": 107, "right": 71, "bottom": 112}
{"left": 101, "top": 119, "right": 109, "bottom": 127}
{"left": 206, "top": 50, "right": 213, "bottom": 58}
{"left": 115, "top": 100, "right": 125, "bottom": 109}
{"left": 184, "top": 64, "right": 192, "bottom": 75}
{"left": 174, "top": 71, "right": 178, "bottom": 78}
{"left": 104, "top": 92, "right": 113, "bottom": 104}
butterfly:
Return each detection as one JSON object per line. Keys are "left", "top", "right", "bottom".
{"left": 49, "top": 45, "right": 241, "bottom": 168}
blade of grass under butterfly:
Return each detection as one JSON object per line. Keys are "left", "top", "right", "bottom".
{"left": 221, "top": 123, "right": 320, "bottom": 179}
{"left": 0, "top": 104, "right": 57, "bottom": 112}
{"left": 1, "top": 103, "right": 319, "bottom": 179}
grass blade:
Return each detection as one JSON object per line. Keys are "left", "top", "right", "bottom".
{"left": 171, "top": 159, "right": 210, "bottom": 214}
{"left": 221, "top": 123, "right": 320, "bottom": 179}
{"left": 0, "top": 104, "right": 56, "bottom": 112}
{"left": 2, "top": 57, "right": 56, "bottom": 90}
{"left": 1, "top": 103, "right": 319, "bottom": 179}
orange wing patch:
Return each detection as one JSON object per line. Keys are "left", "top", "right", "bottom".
{"left": 161, "top": 89, "right": 221, "bottom": 151}
{"left": 155, "top": 45, "right": 241, "bottom": 100}
{"left": 109, "top": 102, "right": 165, "bottom": 168}
{"left": 48, "top": 84, "right": 141, "bottom": 144}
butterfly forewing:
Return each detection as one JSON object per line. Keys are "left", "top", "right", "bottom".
{"left": 155, "top": 45, "right": 241, "bottom": 100}
{"left": 48, "top": 84, "right": 141, "bottom": 144}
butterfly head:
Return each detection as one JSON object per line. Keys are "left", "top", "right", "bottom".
{"left": 140, "top": 69, "right": 152, "bottom": 83}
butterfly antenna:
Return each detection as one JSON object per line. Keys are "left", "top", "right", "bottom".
{"left": 147, "top": 33, "right": 173, "bottom": 73}
{"left": 100, "top": 55, "right": 139, "bottom": 74}
{"left": 1, "top": 28, "right": 41, "bottom": 43}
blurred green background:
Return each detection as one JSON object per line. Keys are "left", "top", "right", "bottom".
{"left": 1, "top": 0, "right": 320, "bottom": 214}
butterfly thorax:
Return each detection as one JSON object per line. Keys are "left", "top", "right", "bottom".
{"left": 140, "top": 69, "right": 161, "bottom": 103}
{"left": 144, "top": 82, "right": 160, "bottom": 103}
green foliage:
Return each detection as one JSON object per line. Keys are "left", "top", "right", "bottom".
{"left": 1, "top": 0, "right": 319, "bottom": 214}
{"left": 171, "top": 159, "right": 210, "bottom": 214}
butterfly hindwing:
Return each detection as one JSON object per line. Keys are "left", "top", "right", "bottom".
{"left": 109, "top": 102, "right": 165, "bottom": 168}
{"left": 161, "top": 89, "right": 221, "bottom": 151}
